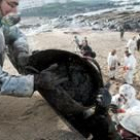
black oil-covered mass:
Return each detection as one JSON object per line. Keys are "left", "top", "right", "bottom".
{"left": 24, "top": 49, "right": 112, "bottom": 140}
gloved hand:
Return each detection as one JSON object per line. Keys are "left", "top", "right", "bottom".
{"left": 109, "top": 104, "right": 125, "bottom": 114}
{"left": 96, "top": 87, "right": 112, "bottom": 108}
{"left": 109, "top": 104, "right": 119, "bottom": 113}
{"left": 34, "top": 64, "right": 67, "bottom": 91}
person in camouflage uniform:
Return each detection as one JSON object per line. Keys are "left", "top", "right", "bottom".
{"left": 0, "top": 0, "right": 50, "bottom": 97}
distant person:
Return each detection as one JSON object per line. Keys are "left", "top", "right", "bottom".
{"left": 136, "top": 34, "right": 140, "bottom": 51}
{"left": 126, "top": 36, "right": 137, "bottom": 56}
{"left": 111, "top": 85, "right": 140, "bottom": 140}
{"left": 73, "top": 35, "right": 82, "bottom": 54}
{"left": 107, "top": 49, "right": 120, "bottom": 80}
{"left": 120, "top": 26, "right": 125, "bottom": 40}
{"left": 112, "top": 84, "right": 140, "bottom": 110}
{"left": 80, "top": 39, "right": 96, "bottom": 59}
{"left": 83, "top": 36, "right": 88, "bottom": 46}
{"left": 123, "top": 50, "right": 136, "bottom": 84}
{"left": 74, "top": 35, "right": 80, "bottom": 47}
{"left": 73, "top": 36, "right": 96, "bottom": 58}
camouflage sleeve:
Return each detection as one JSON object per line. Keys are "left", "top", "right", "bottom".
{"left": 3, "top": 25, "right": 31, "bottom": 71}
{"left": 0, "top": 27, "right": 34, "bottom": 97}
{"left": 0, "top": 66, "right": 34, "bottom": 97}
{"left": 3, "top": 25, "right": 30, "bottom": 53}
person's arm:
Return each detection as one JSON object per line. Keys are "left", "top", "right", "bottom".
{"left": 0, "top": 27, "right": 33, "bottom": 97}
{"left": 3, "top": 25, "right": 31, "bottom": 72}
{"left": 0, "top": 65, "right": 34, "bottom": 97}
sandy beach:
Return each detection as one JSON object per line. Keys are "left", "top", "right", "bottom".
{"left": 1, "top": 29, "right": 140, "bottom": 140}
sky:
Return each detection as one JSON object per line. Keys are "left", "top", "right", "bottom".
{"left": 44, "top": 0, "right": 140, "bottom": 2}
{"left": 42, "top": 0, "right": 114, "bottom": 4}
{"left": 43, "top": 0, "right": 88, "bottom": 3}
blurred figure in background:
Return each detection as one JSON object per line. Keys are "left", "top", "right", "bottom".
{"left": 73, "top": 36, "right": 96, "bottom": 59}
{"left": 107, "top": 49, "right": 120, "bottom": 80}
{"left": 73, "top": 35, "right": 82, "bottom": 54}
{"left": 80, "top": 38, "right": 96, "bottom": 59}
{"left": 112, "top": 84, "right": 140, "bottom": 110}
{"left": 111, "top": 84, "right": 140, "bottom": 140}
{"left": 123, "top": 50, "right": 136, "bottom": 84}
{"left": 126, "top": 36, "right": 137, "bottom": 56}
{"left": 136, "top": 34, "right": 140, "bottom": 51}
{"left": 120, "top": 26, "right": 125, "bottom": 40}
{"left": 83, "top": 36, "right": 88, "bottom": 46}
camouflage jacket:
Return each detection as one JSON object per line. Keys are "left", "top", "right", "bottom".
{"left": 0, "top": 14, "right": 34, "bottom": 97}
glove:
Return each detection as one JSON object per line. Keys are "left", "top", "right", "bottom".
{"left": 34, "top": 64, "right": 67, "bottom": 91}
{"left": 109, "top": 104, "right": 125, "bottom": 114}
{"left": 109, "top": 104, "right": 119, "bottom": 113}
{"left": 96, "top": 87, "right": 112, "bottom": 108}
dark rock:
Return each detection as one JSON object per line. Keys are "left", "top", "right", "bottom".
{"left": 123, "top": 23, "right": 132, "bottom": 30}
